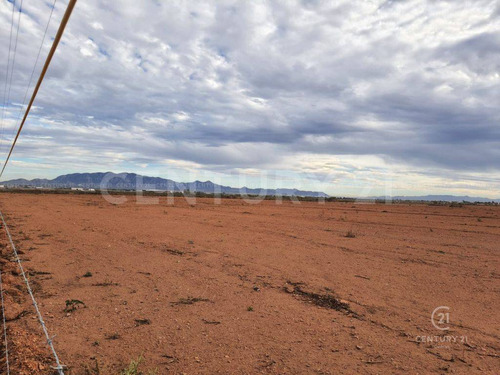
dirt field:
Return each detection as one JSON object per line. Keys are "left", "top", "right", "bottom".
{"left": 0, "top": 192, "right": 498, "bottom": 374}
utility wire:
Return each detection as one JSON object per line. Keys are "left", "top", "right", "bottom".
{"left": 0, "top": 0, "right": 17, "bottom": 157}
{"left": 0, "top": 0, "right": 77, "bottom": 179}
{"left": 4, "top": 0, "right": 24, "bottom": 127}
{"left": 5, "top": 0, "right": 58, "bottom": 161}
{"left": 1, "top": 0, "right": 24, "bottom": 156}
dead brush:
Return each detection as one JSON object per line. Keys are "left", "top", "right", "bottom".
{"left": 84, "top": 358, "right": 105, "bottom": 375}
{"left": 92, "top": 280, "right": 119, "bottom": 287}
{"left": 161, "top": 248, "right": 184, "bottom": 256}
{"left": 284, "top": 282, "right": 354, "bottom": 315}
{"left": 121, "top": 355, "right": 158, "bottom": 375}
{"left": 345, "top": 230, "right": 356, "bottom": 238}
{"left": 105, "top": 333, "right": 121, "bottom": 340}
{"left": 171, "top": 296, "right": 209, "bottom": 306}
{"left": 64, "top": 299, "right": 85, "bottom": 312}
{"left": 134, "top": 318, "right": 151, "bottom": 326}
{"left": 84, "top": 355, "right": 158, "bottom": 375}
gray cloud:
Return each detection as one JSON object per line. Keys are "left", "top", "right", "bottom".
{"left": 0, "top": 0, "right": 499, "bottom": 193}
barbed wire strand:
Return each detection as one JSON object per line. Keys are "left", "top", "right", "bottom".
{"left": 0, "top": 211, "right": 65, "bottom": 374}
{"left": 0, "top": 0, "right": 17, "bottom": 157}
{"left": 0, "top": 267, "right": 10, "bottom": 375}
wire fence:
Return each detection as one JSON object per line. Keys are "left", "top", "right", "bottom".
{"left": 0, "top": 266, "right": 10, "bottom": 375}
{"left": 0, "top": 1, "right": 76, "bottom": 370}
{"left": 0, "top": 210, "right": 65, "bottom": 374}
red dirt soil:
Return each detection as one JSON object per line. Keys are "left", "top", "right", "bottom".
{"left": 0, "top": 192, "right": 499, "bottom": 374}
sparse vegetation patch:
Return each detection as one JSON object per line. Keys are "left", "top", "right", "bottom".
{"left": 161, "top": 248, "right": 184, "bottom": 256}
{"left": 345, "top": 230, "right": 356, "bottom": 238}
{"left": 284, "top": 282, "right": 353, "bottom": 314}
{"left": 134, "top": 318, "right": 151, "bottom": 326}
{"left": 64, "top": 299, "right": 86, "bottom": 312}
{"left": 171, "top": 296, "right": 210, "bottom": 306}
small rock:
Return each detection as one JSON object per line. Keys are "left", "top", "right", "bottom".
{"left": 284, "top": 285, "right": 294, "bottom": 293}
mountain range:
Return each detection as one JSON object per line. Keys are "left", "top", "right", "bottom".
{"left": 370, "top": 195, "right": 500, "bottom": 203}
{"left": 0, "top": 172, "right": 329, "bottom": 197}
{"left": 1, "top": 173, "right": 499, "bottom": 202}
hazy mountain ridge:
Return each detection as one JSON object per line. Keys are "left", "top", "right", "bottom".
{"left": 1, "top": 172, "right": 329, "bottom": 197}
{"left": 370, "top": 195, "right": 500, "bottom": 203}
{"left": 2, "top": 173, "right": 498, "bottom": 201}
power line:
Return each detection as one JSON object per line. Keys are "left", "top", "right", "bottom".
{"left": 6, "top": 0, "right": 58, "bottom": 160}
{"left": 4, "top": 0, "right": 24, "bottom": 134}
{"left": 1, "top": 0, "right": 24, "bottom": 156}
{"left": 0, "top": 0, "right": 77, "bottom": 179}
{"left": 0, "top": 0, "right": 17, "bottom": 157}
{"left": 0, "top": 1, "right": 77, "bottom": 372}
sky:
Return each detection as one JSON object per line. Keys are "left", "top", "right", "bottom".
{"left": 0, "top": 0, "right": 499, "bottom": 197}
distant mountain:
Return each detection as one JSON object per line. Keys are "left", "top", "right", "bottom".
{"left": 371, "top": 195, "right": 500, "bottom": 203}
{"left": 3, "top": 173, "right": 498, "bottom": 202}
{"left": 1, "top": 172, "right": 329, "bottom": 197}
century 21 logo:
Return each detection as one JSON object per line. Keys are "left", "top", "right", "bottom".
{"left": 431, "top": 306, "right": 450, "bottom": 330}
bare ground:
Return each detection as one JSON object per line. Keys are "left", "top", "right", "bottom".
{"left": 0, "top": 192, "right": 499, "bottom": 374}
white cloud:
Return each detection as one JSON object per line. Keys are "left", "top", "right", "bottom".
{"left": 0, "top": 0, "right": 498, "bottom": 197}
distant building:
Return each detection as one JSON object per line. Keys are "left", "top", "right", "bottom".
{"left": 71, "top": 187, "right": 84, "bottom": 191}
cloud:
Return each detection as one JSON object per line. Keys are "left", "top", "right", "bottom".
{"left": 0, "top": 0, "right": 498, "bottom": 196}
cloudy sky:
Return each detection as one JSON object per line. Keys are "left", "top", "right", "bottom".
{"left": 0, "top": 0, "right": 499, "bottom": 197}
